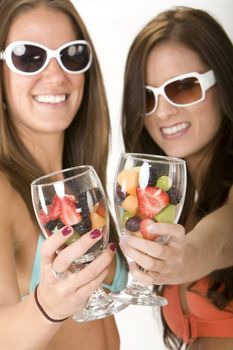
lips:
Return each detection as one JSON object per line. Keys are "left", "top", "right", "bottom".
{"left": 161, "top": 122, "right": 190, "bottom": 136}
{"left": 33, "top": 94, "right": 67, "bottom": 104}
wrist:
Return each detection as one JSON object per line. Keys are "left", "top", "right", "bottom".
{"left": 34, "top": 284, "right": 70, "bottom": 323}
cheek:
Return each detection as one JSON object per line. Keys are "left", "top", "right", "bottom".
{"left": 3, "top": 69, "right": 31, "bottom": 106}
{"left": 72, "top": 74, "right": 85, "bottom": 92}
{"left": 71, "top": 75, "right": 85, "bottom": 107}
{"left": 3, "top": 77, "right": 19, "bottom": 114}
{"left": 144, "top": 118, "right": 161, "bottom": 142}
{"left": 196, "top": 94, "right": 222, "bottom": 142}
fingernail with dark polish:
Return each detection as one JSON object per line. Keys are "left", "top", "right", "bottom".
{"left": 90, "top": 229, "right": 102, "bottom": 239}
{"left": 61, "top": 226, "right": 72, "bottom": 236}
{"left": 109, "top": 242, "right": 116, "bottom": 252}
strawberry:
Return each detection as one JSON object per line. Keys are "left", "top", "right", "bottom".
{"left": 50, "top": 195, "right": 61, "bottom": 220}
{"left": 39, "top": 204, "right": 52, "bottom": 225}
{"left": 60, "top": 196, "right": 82, "bottom": 226}
{"left": 94, "top": 199, "right": 106, "bottom": 218}
{"left": 136, "top": 186, "right": 170, "bottom": 219}
{"left": 139, "top": 219, "right": 160, "bottom": 241}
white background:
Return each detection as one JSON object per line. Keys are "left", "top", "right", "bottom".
{"left": 72, "top": 1, "right": 233, "bottom": 349}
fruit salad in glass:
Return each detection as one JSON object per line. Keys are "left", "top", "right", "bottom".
{"left": 31, "top": 165, "right": 127, "bottom": 321}
{"left": 38, "top": 188, "right": 107, "bottom": 263}
{"left": 113, "top": 153, "right": 186, "bottom": 306}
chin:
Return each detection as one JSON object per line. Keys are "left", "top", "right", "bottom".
{"left": 163, "top": 149, "right": 187, "bottom": 159}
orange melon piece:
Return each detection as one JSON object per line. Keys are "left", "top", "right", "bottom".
{"left": 117, "top": 167, "right": 139, "bottom": 195}
{"left": 121, "top": 195, "right": 138, "bottom": 215}
{"left": 90, "top": 212, "right": 106, "bottom": 229}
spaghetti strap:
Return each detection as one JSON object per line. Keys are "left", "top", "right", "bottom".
{"left": 29, "top": 235, "right": 44, "bottom": 293}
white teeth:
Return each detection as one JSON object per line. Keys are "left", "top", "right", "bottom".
{"left": 162, "top": 122, "right": 189, "bottom": 135}
{"left": 34, "top": 95, "right": 66, "bottom": 104}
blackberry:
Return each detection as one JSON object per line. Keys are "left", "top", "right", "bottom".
{"left": 77, "top": 191, "right": 90, "bottom": 220}
{"left": 148, "top": 166, "right": 158, "bottom": 186}
{"left": 78, "top": 191, "right": 88, "bottom": 203}
{"left": 91, "top": 187, "right": 102, "bottom": 202}
{"left": 125, "top": 216, "right": 142, "bottom": 232}
{"left": 167, "top": 187, "right": 182, "bottom": 204}
{"left": 46, "top": 219, "right": 60, "bottom": 231}
{"left": 73, "top": 220, "right": 92, "bottom": 235}
{"left": 77, "top": 192, "right": 88, "bottom": 209}
{"left": 56, "top": 220, "right": 64, "bottom": 230}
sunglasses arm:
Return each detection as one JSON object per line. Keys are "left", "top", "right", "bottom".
{"left": 202, "top": 70, "right": 216, "bottom": 90}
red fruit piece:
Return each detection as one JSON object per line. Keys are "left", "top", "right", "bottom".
{"left": 60, "top": 196, "right": 82, "bottom": 226}
{"left": 139, "top": 219, "right": 159, "bottom": 241}
{"left": 95, "top": 199, "right": 106, "bottom": 218}
{"left": 136, "top": 186, "right": 170, "bottom": 219}
{"left": 50, "top": 195, "right": 61, "bottom": 220}
{"left": 39, "top": 204, "right": 52, "bottom": 225}
{"left": 64, "top": 194, "right": 77, "bottom": 203}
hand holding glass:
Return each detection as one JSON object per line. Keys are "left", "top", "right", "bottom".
{"left": 31, "top": 165, "right": 127, "bottom": 322}
{"left": 113, "top": 153, "right": 186, "bottom": 306}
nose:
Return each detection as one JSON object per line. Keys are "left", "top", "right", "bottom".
{"left": 42, "top": 57, "right": 66, "bottom": 83}
{"left": 155, "top": 95, "right": 178, "bottom": 120}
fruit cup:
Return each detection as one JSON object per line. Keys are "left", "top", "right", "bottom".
{"left": 113, "top": 153, "right": 186, "bottom": 307}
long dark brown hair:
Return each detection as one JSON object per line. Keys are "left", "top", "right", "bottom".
{"left": 0, "top": 0, "right": 120, "bottom": 247}
{"left": 121, "top": 6, "right": 233, "bottom": 349}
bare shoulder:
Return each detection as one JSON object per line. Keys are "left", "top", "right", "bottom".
{"left": 0, "top": 171, "right": 22, "bottom": 303}
{"left": 0, "top": 171, "right": 18, "bottom": 221}
{"left": 194, "top": 185, "right": 233, "bottom": 237}
{"left": 0, "top": 170, "right": 31, "bottom": 238}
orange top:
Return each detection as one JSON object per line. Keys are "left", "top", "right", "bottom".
{"left": 162, "top": 278, "right": 233, "bottom": 344}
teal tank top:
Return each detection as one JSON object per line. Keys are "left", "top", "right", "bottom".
{"left": 30, "top": 235, "right": 128, "bottom": 293}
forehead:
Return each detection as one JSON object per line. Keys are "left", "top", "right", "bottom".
{"left": 6, "top": 6, "right": 77, "bottom": 48}
{"left": 145, "top": 41, "right": 207, "bottom": 85}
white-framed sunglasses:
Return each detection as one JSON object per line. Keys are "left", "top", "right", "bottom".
{"left": 144, "top": 70, "right": 216, "bottom": 115}
{"left": 0, "top": 40, "right": 92, "bottom": 75}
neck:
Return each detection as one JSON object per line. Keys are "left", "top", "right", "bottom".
{"left": 185, "top": 145, "right": 214, "bottom": 191}
{"left": 22, "top": 131, "right": 64, "bottom": 174}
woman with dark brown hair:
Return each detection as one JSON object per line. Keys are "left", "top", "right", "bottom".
{"left": 0, "top": 0, "right": 127, "bottom": 349}
{"left": 120, "top": 6, "right": 233, "bottom": 350}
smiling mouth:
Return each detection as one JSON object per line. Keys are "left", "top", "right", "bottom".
{"left": 161, "top": 122, "right": 190, "bottom": 136}
{"left": 33, "top": 94, "right": 67, "bottom": 104}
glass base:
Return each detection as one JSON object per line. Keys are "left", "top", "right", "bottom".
{"left": 73, "top": 288, "right": 129, "bottom": 322}
{"left": 112, "top": 282, "right": 168, "bottom": 307}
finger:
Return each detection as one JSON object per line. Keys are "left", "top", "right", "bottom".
{"left": 129, "top": 262, "right": 167, "bottom": 286}
{"left": 146, "top": 222, "right": 185, "bottom": 244}
{"left": 50, "top": 229, "right": 104, "bottom": 273}
{"left": 73, "top": 268, "right": 109, "bottom": 307}
{"left": 40, "top": 226, "right": 74, "bottom": 265}
{"left": 121, "top": 234, "right": 167, "bottom": 260}
{"left": 67, "top": 243, "right": 116, "bottom": 292}
{"left": 121, "top": 240, "right": 167, "bottom": 269}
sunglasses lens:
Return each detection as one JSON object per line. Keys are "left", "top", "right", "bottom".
{"left": 60, "top": 43, "right": 91, "bottom": 72}
{"left": 145, "top": 87, "right": 156, "bottom": 114}
{"left": 12, "top": 44, "right": 46, "bottom": 73}
{"left": 165, "top": 77, "right": 202, "bottom": 105}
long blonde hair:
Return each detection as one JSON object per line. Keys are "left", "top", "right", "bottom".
{"left": 0, "top": 0, "right": 110, "bottom": 219}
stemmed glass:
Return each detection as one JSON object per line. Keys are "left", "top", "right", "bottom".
{"left": 113, "top": 153, "right": 186, "bottom": 306}
{"left": 31, "top": 165, "right": 127, "bottom": 322}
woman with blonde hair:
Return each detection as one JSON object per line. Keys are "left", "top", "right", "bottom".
{"left": 0, "top": 0, "right": 127, "bottom": 348}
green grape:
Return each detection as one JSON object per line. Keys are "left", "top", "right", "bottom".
{"left": 121, "top": 211, "right": 133, "bottom": 225}
{"left": 65, "top": 231, "right": 81, "bottom": 245}
{"left": 156, "top": 175, "right": 172, "bottom": 191}
{"left": 155, "top": 204, "right": 176, "bottom": 223}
